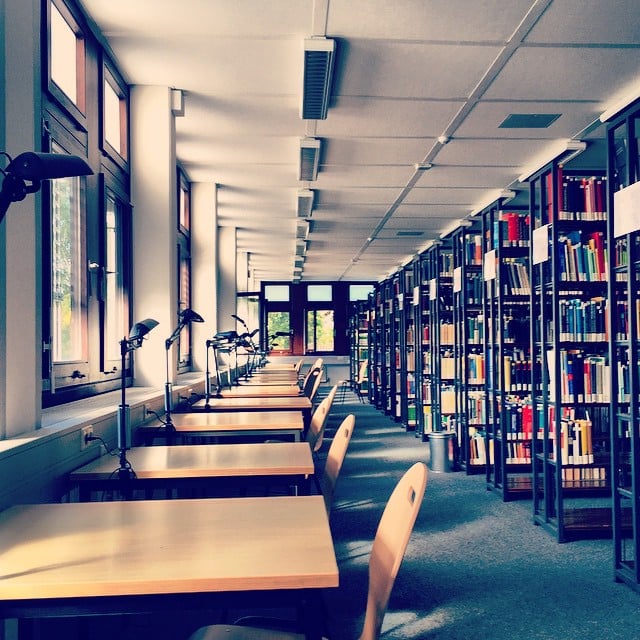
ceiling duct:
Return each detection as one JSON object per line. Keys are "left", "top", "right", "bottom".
{"left": 297, "top": 189, "right": 314, "bottom": 218}
{"left": 294, "top": 256, "right": 305, "bottom": 268}
{"left": 302, "top": 38, "right": 335, "bottom": 120}
{"left": 299, "top": 137, "right": 321, "bottom": 181}
{"left": 295, "top": 239, "right": 307, "bottom": 257}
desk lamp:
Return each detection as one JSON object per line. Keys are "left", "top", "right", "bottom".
{"left": 118, "top": 318, "right": 158, "bottom": 479}
{"left": 164, "top": 308, "right": 204, "bottom": 429}
{"left": 0, "top": 151, "right": 92, "bottom": 224}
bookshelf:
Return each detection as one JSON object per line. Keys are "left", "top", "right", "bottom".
{"left": 424, "top": 239, "right": 455, "bottom": 436}
{"left": 399, "top": 264, "right": 417, "bottom": 430}
{"left": 450, "top": 218, "right": 486, "bottom": 472}
{"left": 414, "top": 251, "right": 433, "bottom": 439}
{"left": 529, "top": 162, "right": 610, "bottom": 541}
{"left": 482, "top": 203, "right": 532, "bottom": 500}
{"left": 370, "top": 282, "right": 386, "bottom": 410}
{"left": 606, "top": 104, "right": 640, "bottom": 587}
{"left": 348, "top": 300, "right": 370, "bottom": 399}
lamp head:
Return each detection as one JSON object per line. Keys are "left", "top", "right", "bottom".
{"left": 0, "top": 151, "right": 93, "bottom": 225}
{"left": 180, "top": 308, "right": 205, "bottom": 324}
{"left": 125, "top": 318, "right": 159, "bottom": 351}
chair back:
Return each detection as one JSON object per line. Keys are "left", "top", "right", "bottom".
{"left": 321, "top": 414, "right": 355, "bottom": 514}
{"left": 293, "top": 358, "right": 305, "bottom": 373}
{"left": 359, "top": 462, "right": 427, "bottom": 640}
{"left": 306, "top": 384, "right": 338, "bottom": 453}
{"left": 357, "top": 359, "right": 368, "bottom": 384}
{"left": 301, "top": 365, "right": 322, "bottom": 400}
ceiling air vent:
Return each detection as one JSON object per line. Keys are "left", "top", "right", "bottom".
{"left": 302, "top": 38, "right": 335, "bottom": 120}
{"left": 499, "top": 113, "right": 561, "bottom": 129}
{"left": 299, "top": 137, "right": 321, "bottom": 181}
{"left": 396, "top": 230, "right": 424, "bottom": 237}
{"left": 297, "top": 189, "right": 314, "bottom": 218}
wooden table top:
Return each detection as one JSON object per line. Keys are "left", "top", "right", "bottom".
{"left": 0, "top": 496, "right": 338, "bottom": 601}
{"left": 237, "top": 375, "right": 299, "bottom": 386}
{"left": 69, "top": 442, "right": 314, "bottom": 481}
{"left": 219, "top": 385, "right": 302, "bottom": 398}
{"left": 191, "top": 396, "right": 312, "bottom": 412}
{"left": 171, "top": 410, "right": 303, "bottom": 430}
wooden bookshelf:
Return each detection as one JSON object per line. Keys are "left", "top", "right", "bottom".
{"left": 528, "top": 161, "right": 610, "bottom": 541}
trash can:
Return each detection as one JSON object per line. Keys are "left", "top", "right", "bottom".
{"left": 428, "top": 430, "right": 456, "bottom": 473}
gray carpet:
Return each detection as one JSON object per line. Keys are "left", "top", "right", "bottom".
{"left": 322, "top": 391, "right": 640, "bottom": 640}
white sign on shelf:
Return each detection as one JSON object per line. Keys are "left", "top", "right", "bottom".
{"left": 453, "top": 266, "right": 462, "bottom": 292}
{"left": 532, "top": 224, "right": 550, "bottom": 264}
{"left": 614, "top": 181, "right": 640, "bottom": 237}
{"left": 483, "top": 249, "right": 496, "bottom": 281}
{"left": 429, "top": 278, "right": 437, "bottom": 300}
{"left": 412, "top": 285, "right": 419, "bottom": 304}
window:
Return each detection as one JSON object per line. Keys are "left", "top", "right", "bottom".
{"left": 306, "top": 309, "right": 335, "bottom": 352}
{"left": 102, "top": 190, "right": 130, "bottom": 369}
{"left": 177, "top": 170, "right": 193, "bottom": 370}
{"left": 267, "top": 311, "right": 291, "bottom": 352}
{"left": 48, "top": 0, "right": 86, "bottom": 119}
{"left": 265, "top": 285, "right": 290, "bottom": 302}
{"left": 103, "top": 64, "right": 128, "bottom": 161}
{"left": 349, "top": 284, "right": 374, "bottom": 301}
{"left": 50, "top": 144, "right": 86, "bottom": 364}
{"left": 307, "top": 284, "right": 332, "bottom": 302}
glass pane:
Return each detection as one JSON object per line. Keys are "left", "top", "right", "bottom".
{"left": 264, "top": 285, "right": 289, "bottom": 302}
{"left": 178, "top": 251, "right": 192, "bottom": 366}
{"left": 104, "top": 79, "right": 122, "bottom": 153}
{"left": 306, "top": 309, "right": 334, "bottom": 351}
{"left": 179, "top": 183, "right": 190, "bottom": 230}
{"left": 50, "top": 2, "right": 78, "bottom": 104}
{"left": 349, "top": 284, "right": 374, "bottom": 301}
{"left": 307, "top": 284, "right": 332, "bottom": 301}
{"left": 267, "top": 311, "right": 291, "bottom": 351}
{"left": 612, "top": 122, "right": 629, "bottom": 192}
{"left": 51, "top": 173, "right": 84, "bottom": 362}
{"left": 105, "top": 196, "right": 124, "bottom": 362}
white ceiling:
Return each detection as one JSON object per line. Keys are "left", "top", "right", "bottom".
{"left": 79, "top": 0, "right": 640, "bottom": 283}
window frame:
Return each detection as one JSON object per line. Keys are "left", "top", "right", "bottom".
{"left": 101, "top": 57, "right": 129, "bottom": 169}
{"left": 46, "top": 0, "right": 87, "bottom": 128}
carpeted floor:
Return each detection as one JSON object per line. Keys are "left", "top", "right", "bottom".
{"left": 35, "top": 388, "right": 640, "bottom": 639}
{"left": 322, "top": 390, "right": 640, "bottom": 640}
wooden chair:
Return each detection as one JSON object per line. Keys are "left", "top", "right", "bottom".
{"left": 320, "top": 413, "right": 355, "bottom": 515}
{"left": 187, "top": 461, "right": 427, "bottom": 640}
{"left": 339, "top": 359, "right": 368, "bottom": 404}
{"left": 306, "top": 384, "right": 338, "bottom": 454}
{"left": 302, "top": 365, "right": 324, "bottom": 406}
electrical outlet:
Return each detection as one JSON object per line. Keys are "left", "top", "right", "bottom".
{"left": 81, "top": 425, "right": 94, "bottom": 450}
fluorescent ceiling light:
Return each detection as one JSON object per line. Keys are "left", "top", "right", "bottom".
{"left": 295, "top": 240, "right": 307, "bottom": 257}
{"left": 299, "top": 137, "right": 321, "bottom": 181}
{"left": 517, "top": 140, "right": 586, "bottom": 183}
{"left": 600, "top": 80, "right": 640, "bottom": 122}
{"left": 302, "top": 38, "right": 335, "bottom": 120}
{"left": 439, "top": 219, "right": 470, "bottom": 239}
{"left": 297, "top": 189, "right": 314, "bottom": 218}
{"left": 296, "top": 219, "right": 310, "bottom": 240}
{"left": 470, "top": 189, "right": 517, "bottom": 217}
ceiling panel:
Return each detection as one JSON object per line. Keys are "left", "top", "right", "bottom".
{"left": 79, "top": 0, "right": 640, "bottom": 283}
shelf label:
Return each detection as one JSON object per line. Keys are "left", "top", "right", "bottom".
{"left": 453, "top": 266, "right": 462, "bottom": 292}
{"left": 532, "top": 224, "right": 550, "bottom": 264}
{"left": 483, "top": 249, "right": 496, "bottom": 281}
{"left": 412, "top": 285, "right": 419, "bottom": 304}
{"left": 429, "top": 278, "right": 437, "bottom": 300}
{"left": 613, "top": 181, "right": 640, "bottom": 237}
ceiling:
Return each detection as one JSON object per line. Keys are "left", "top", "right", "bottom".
{"left": 78, "top": 0, "right": 640, "bottom": 284}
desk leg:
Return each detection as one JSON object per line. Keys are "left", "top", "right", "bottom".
{"left": 299, "top": 591, "right": 327, "bottom": 640}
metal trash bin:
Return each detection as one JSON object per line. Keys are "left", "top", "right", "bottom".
{"left": 428, "top": 430, "right": 456, "bottom": 473}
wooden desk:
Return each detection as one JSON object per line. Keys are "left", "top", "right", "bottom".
{"left": 219, "top": 385, "right": 302, "bottom": 398}
{"left": 237, "top": 374, "right": 299, "bottom": 385}
{"left": 0, "top": 496, "right": 338, "bottom": 640}
{"left": 137, "top": 410, "right": 304, "bottom": 445}
{"left": 69, "top": 442, "right": 314, "bottom": 500}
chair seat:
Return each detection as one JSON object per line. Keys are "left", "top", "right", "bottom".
{"left": 189, "top": 624, "right": 304, "bottom": 640}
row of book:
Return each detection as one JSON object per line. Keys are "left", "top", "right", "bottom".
{"left": 557, "top": 229, "right": 607, "bottom": 282}
{"left": 545, "top": 171, "right": 607, "bottom": 222}
{"left": 612, "top": 299, "right": 640, "bottom": 341}
{"left": 491, "top": 212, "right": 531, "bottom": 248}
{"left": 464, "top": 233, "right": 483, "bottom": 265}
{"left": 469, "top": 427, "right": 493, "bottom": 466}
{"left": 557, "top": 297, "right": 608, "bottom": 342}
{"left": 503, "top": 353, "right": 531, "bottom": 392}
{"left": 467, "top": 353, "right": 485, "bottom": 384}
{"left": 500, "top": 396, "right": 533, "bottom": 440}
{"left": 466, "top": 314, "right": 484, "bottom": 344}
{"left": 547, "top": 349, "right": 610, "bottom": 403}
{"left": 500, "top": 257, "right": 530, "bottom": 296}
